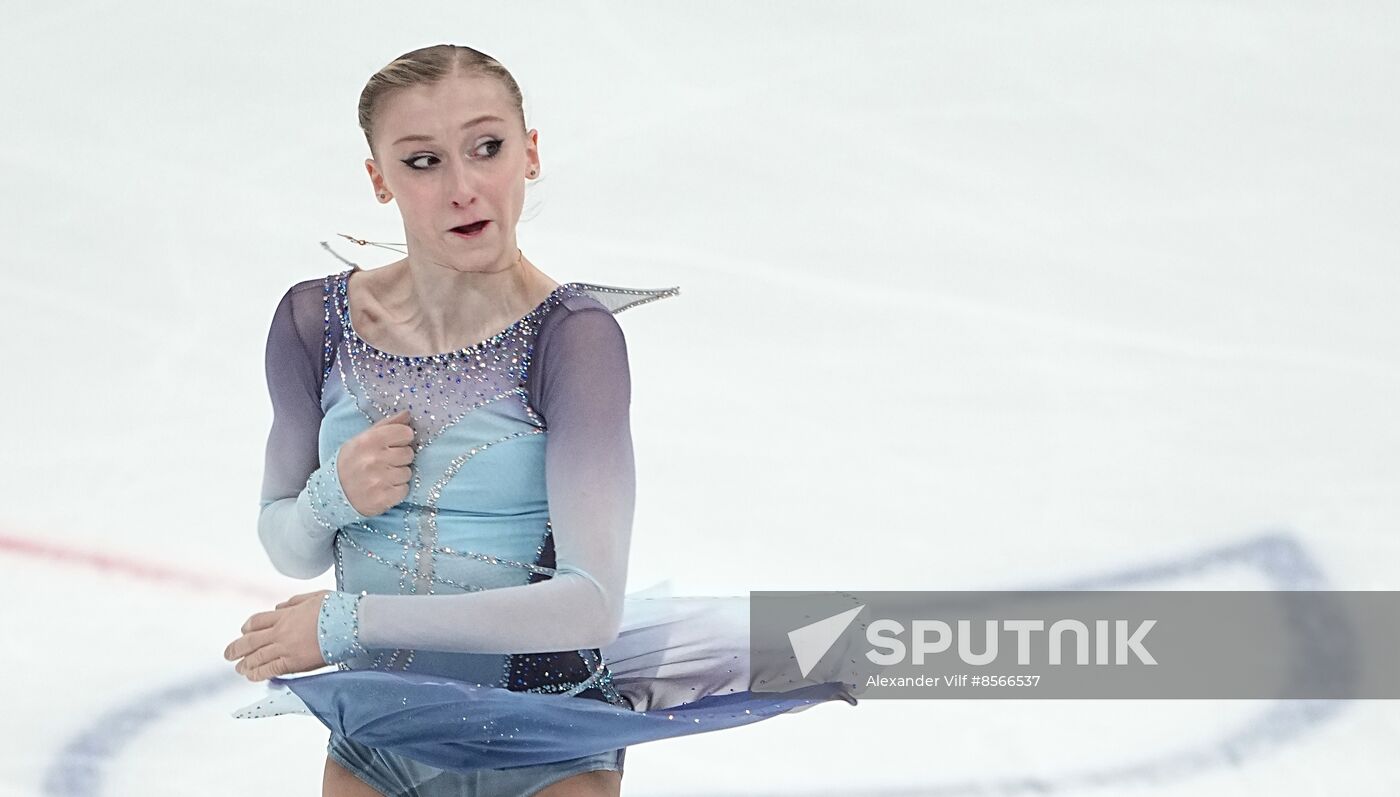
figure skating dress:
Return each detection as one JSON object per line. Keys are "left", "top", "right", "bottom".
{"left": 236, "top": 264, "right": 856, "bottom": 794}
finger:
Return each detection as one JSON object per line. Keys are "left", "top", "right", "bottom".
{"left": 233, "top": 632, "right": 286, "bottom": 676}
{"left": 246, "top": 653, "right": 293, "bottom": 682}
{"left": 225, "top": 627, "right": 277, "bottom": 661}
{"left": 239, "top": 610, "right": 278, "bottom": 635}
{"left": 384, "top": 444, "right": 415, "bottom": 466}
{"left": 372, "top": 408, "right": 412, "bottom": 426}
{"left": 387, "top": 464, "right": 413, "bottom": 486}
{"left": 275, "top": 591, "right": 323, "bottom": 610}
{"left": 380, "top": 420, "right": 411, "bottom": 445}
{"left": 236, "top": 638, "right": 283, "bottom": 676}
{"left": 366, "top": 427, "right": 413, "bottom": 451}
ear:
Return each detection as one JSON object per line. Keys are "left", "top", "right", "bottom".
{"left": 366, "top": 158, "right": 390, "bottom": 201}
{"left": 525, "top": 129, "right": 540, "bottom": 176}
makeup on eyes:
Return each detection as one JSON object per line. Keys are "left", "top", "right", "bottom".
{"left": 400, "top": 139, "right": 504, "bottom": 170}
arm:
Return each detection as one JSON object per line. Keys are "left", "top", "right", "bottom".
{"left": 257, "top": 283, "right": 368, "bottom": 580}
{"left": 317, "top": 306, "right": 636, "bottom": 660}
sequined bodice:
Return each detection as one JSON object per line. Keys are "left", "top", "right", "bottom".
{"left": 319, "top": 270, "right": 624, "bottom": 703}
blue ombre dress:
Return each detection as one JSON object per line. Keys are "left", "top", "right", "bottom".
{"left": 238, "top": 264, "right": 855, "bottom": 794}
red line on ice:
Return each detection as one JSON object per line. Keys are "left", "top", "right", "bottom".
{"left": 0, "top": 530, "right": 287, "bottom": 601}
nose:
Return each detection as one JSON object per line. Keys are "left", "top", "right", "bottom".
{"left": 445, "top": 155, "right": 477, "bottom": 207}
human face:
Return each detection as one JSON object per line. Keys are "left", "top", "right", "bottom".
{"left": 364, "top": 73, "right": 538, "bottom": 274}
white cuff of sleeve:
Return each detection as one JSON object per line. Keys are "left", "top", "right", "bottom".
{"left": 317, "top": 590, "right": 369, "bottom": 664}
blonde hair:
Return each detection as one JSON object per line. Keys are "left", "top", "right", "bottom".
{"left": 358, "top": 44, "right": 526, "bottom": 157}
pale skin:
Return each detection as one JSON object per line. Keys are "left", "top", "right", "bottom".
{"left": 224, "top": 68, "right": 622, "bottom": 796}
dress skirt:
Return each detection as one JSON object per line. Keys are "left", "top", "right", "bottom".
{"left": 234, "top": 590, "right": 859, "bottom": 784}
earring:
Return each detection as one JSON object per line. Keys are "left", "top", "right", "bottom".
{"left": 527, "top": 169, "right": 537, "bottom": 178}
{"left": 377, "top": 192, "right": 389, "bottom": 200}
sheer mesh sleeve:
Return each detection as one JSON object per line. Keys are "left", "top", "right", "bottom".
{"left": 257, "top": 280, "right": 368, "bottom": 580}
{"left": 334, "top": 304, "right": 636, "bottom": 657}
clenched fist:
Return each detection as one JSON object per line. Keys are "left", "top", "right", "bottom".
{"left": 338, "top": 408, "right": 415, "bottom": 516}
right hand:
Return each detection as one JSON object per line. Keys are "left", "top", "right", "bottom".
{"left": 337, "top": 409, "right": 415, "bottom": 517}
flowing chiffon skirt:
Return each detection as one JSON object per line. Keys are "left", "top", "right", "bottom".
{"left": 232, "top": 585, "right": 860, "bottom": 773}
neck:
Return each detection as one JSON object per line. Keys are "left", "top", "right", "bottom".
{"left": 376, "top": 247, "right": 557, "bottom": 352}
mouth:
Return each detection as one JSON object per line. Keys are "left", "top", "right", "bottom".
{"left": 450, "top": 220, "right": 490, "bottom": 238}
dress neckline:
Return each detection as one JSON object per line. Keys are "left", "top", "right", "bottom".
{"left": 337, "top": 266, "right": 572, "bottom": 361}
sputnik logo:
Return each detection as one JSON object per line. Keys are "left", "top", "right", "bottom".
{"left": 788, "top": 604, "right": 865, "bottom": 678}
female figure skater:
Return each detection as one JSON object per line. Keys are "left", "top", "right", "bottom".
{"left": 224, "top": 44, "right": 854, "bottom": 797}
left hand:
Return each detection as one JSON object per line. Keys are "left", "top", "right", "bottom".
{"left": 224, "top": 590, "right": 331, "bottom": 681}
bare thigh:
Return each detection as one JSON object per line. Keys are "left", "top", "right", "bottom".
{"left": 323, "top": 755, "right": 387, "bottom": 797}
{"left": 320, "top": 751, "right": 620, "bottom": 797}
{"left": 533, "top": 769, "right": 622, "bottom": 797}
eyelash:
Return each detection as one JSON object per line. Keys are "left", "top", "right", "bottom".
{"left": 402, "top": 139, "right": 504, "bottom": 170}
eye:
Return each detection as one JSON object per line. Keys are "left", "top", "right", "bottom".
{"left": 474, "top": 139, "right": 504, "bottom": 159}
{"left": 402, "top": 154, "right": 439, "bottom": 170}
{"left": 400, "top": 139, "right": 502, "bottom": 170}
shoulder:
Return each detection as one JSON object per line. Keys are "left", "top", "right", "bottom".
{"left": 555, "top": 285, "right": 612, "bottom": 316}
{"left": 538, "top": 289, "right": 625, "bottom": 347}
{"left": 292, "top": 274, "right": 332, "bottom": 295}
{"left": 529, "top": 293, "right": 630, "bottom": 415}
{"left": 267, "top": 272, "right": 344, "bottom": 358}
{"left": 537, "top": 287, "right": 621, "bottom": 334}
{"left": 272, "top": 270, "right": 347, "bottom": 319}
{"left": 531, "top": 292, "right": 629, "bottom": 399}
{"left": 274, "top": 272, "right": 338, "bottom": 311}
{"left": 534, "top": 277, "right": 681, "bottom": 353}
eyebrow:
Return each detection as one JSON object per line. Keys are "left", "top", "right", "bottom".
{"left": 391, "top": 115, "right": 506, "bottom": 146}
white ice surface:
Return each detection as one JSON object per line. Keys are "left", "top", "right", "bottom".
{"left": 2, "top": 1, "right": 1398, "bottom": 795}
